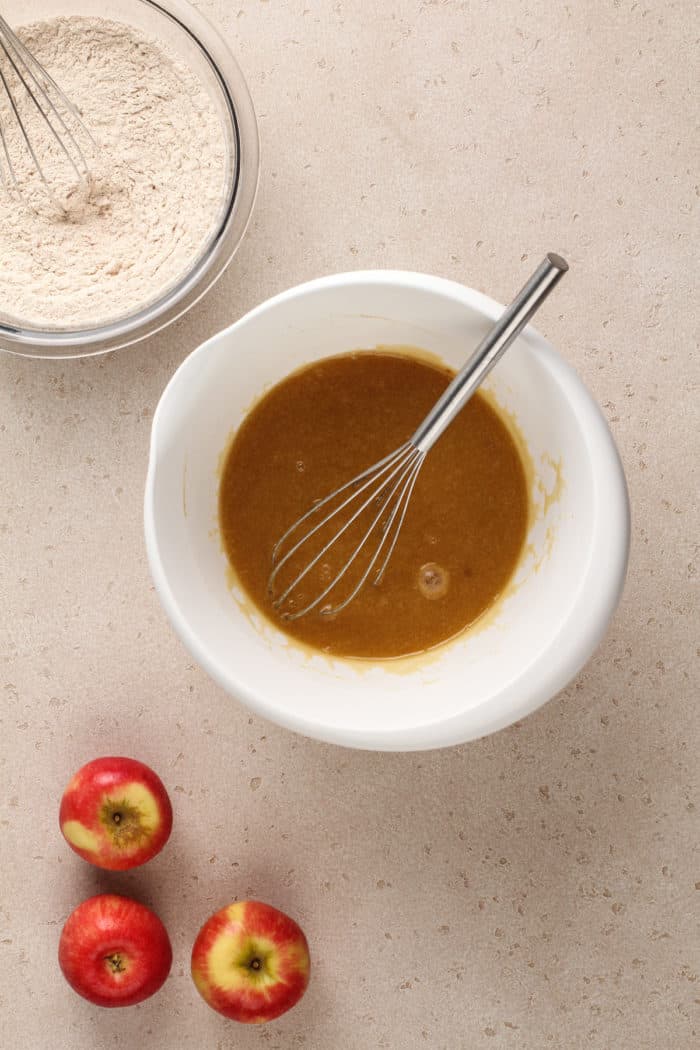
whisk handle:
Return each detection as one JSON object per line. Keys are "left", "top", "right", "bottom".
{"left": 412, "top": 253, "right": 568, "bottom": 453}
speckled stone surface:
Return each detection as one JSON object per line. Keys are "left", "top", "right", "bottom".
{"left": 1, "top": 2, "right": 697, "bottom": 1047}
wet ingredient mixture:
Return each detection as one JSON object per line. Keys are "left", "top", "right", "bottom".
{"left": 0, "top": 17, "right": 226, "bottom": 329}
{"left": 219, "top": 351, "right": 530, "bottom": 659}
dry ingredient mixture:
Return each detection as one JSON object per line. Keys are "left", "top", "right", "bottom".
{"left": 0, "top": 17, "right": 227, "bottom": 329}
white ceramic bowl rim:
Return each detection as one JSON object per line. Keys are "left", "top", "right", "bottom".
{"left": 145, "top": 270, "right": 630, "bottom": 750}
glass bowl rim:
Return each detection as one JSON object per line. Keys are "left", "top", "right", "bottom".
{"left": 0, "top": 0, "right": 260, "bottom": 359}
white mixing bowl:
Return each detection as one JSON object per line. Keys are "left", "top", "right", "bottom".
{"left": 145, "top": 271, "right": 630, "bottom": 751}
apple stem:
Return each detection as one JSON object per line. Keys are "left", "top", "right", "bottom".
{"left": 250, "top": 958, "right": 262, "bottom": 971}
{"left": 112, "top": 813, "right": 122, "bottom": 824}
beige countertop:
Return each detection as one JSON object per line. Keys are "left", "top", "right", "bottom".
{"left": 1, "top": 1, "right": 697, "bottom": 1047}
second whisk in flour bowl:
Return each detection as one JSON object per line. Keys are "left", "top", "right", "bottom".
{"left": 145, "top": 270, "right": 630, "bottom": 751}
{"left": 0, "top": 0, "right": 258, "bottom": 358}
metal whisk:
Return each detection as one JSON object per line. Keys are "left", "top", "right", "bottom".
{"left": 269, "top": 253, "right": 569, "bottom": 620}
{"left": 0, "top": 14, "right": 95, "bottom": 208}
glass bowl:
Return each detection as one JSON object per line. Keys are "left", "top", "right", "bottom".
{"left": 0, "top": 0, "right": 259, "bottom": 359}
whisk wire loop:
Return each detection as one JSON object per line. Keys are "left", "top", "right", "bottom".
{"left": 270, "top": 441, "right": 418, "bottom": 619}
{"left": 0, "top": 14, "right": 95, "bottom": 206}
{"left": 0, "top": 61, "right": 21, "bottom": 196}
{"left": 325, "top": 447, "right": 426, "bottom": 618}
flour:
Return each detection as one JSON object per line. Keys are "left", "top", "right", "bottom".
{"left": 0, "top": 17, "right": 227, "bottom": 330}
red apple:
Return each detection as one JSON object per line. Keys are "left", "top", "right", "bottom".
{"left": 59, "top": 756, "right": 172, "bottom": 870}
{"left": 59, "top": 894, "right": 172, "bottom": 1007}
{"left": 191, "top": 900, "right": 310, "bottom": 1023}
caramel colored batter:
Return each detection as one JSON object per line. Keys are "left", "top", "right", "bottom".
{"left": 219, "top": 351, "right": 529, "bottom": 658}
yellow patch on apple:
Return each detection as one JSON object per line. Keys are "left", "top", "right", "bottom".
{"left": 61, "top": 820, "right": 100, "bottom": 853}
{"left": 225, "top": 901, "right": 246, "bottom": 924}
{"left": 117, "top": 782, "right": 161, "bottom": 832}
{"left": 207, "top": 933, "right": 280, "bottom": 992}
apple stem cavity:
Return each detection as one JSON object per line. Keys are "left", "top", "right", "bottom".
{"left": 105, "top": 953, "right": 126, "bottom": 974}
{"left": 112, "top": 813, "right": 122, "bottom": 824}
{"left": 250, "top": 958, "right": 262, "bottom": 972}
